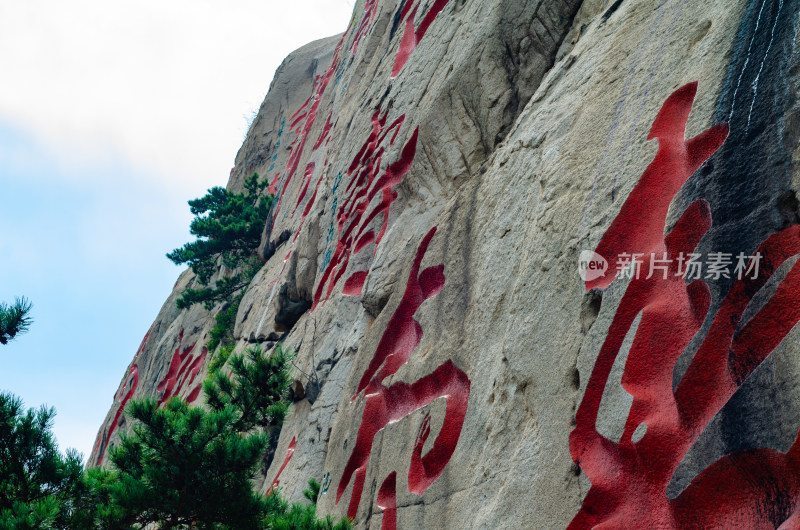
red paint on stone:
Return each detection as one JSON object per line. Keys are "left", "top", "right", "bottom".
{"left": 354, "top": 228, "right": 444, "bottom": 398}
{"left": 377, "top": 471, "right": 397, "bottom": 530}
{"left": 354, "top": 231, "right": 375, "bottom": 255}
{"left": 293, "top": 174, "right": 325, "bottom": 244}
{"left": 391, "top": 0, "right": 454, "bottom": 78}
{"left": 369, "top": 129, "right": 418, "bottom": 201}
{"left": 350, "top": 0, "right": 379, "bottom": 56}
{"left": 156, "top": 338, "right": 197, "bottom": 401}
{"left": 303, "top": 176, "right": 324, "bottom": 220}
{"left": 336, "top": 228, "right": 471, "bottom": 523}
{"left": 154, "top": 332, "right": 208, "bottom": 407}
{"left": 338, "top": 360, "right": 470, "bottom": 521}
{"left": 268, "top": 172, "right": 281, "bottom": 195}
{"left": 312, "top": 113, "right": 417, "bottom": 310}
{"left": 312, "top": 112, "right": 334, "bottom": 151}
{"left": 184, "top": 347, "right": 208, "bottom": 387}
{"left": 274, "top": 32, "right": 349, "bottom": 218}
{"left": 94, "top": 327, "right": 151, "bottom": 464}
{"left": 570, "top": 84, "right": 800, "bottom": 528}
{"left": 101, "top": 363, "right": 139, "bottom": 463}
{"left": 290, "top": 96, "right": 311, "bottom": 132}
{"left": 342, "top": 271, "right": 368, "bottom": 296}
{"left": 392, "top": 5, "right": 418, "bottom": 79}
{"left": 293, "top": 162, "right": 317, "bottom": 215}
{"left": 586, "top": 82, "right": 728, "bottom": 290}
{"left": 291, "top": 113, "right": 308, "bottom": 133}
{"left": 185, "top": 384, "right": 202, "bottom": 404}
{"left": 267, "top": 436, "right": 297, "bottom": 494}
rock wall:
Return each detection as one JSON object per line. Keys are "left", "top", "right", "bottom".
{"left": 91, "top": 0, "right": 800, "bottom": 527}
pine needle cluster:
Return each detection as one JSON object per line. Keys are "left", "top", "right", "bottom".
{"left": 0, "top": 392, "right": 83, "bottom": 528}
{"left": 97, "top": 345, "right": 350, "bottom": 529}
{"left": 167, "top": 173, "right": 272, "bottom": 312}
{"left": 204, "top": 344, "right": 293, "bottom": 432}
{"left": 108, "top": 398, "right": 268, "bottom": 529}
{"left": 0, "top": 297, "right": 33, "bottom": 345}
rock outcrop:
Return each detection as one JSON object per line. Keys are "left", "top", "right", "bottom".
{"left": 91, "top": 0, "right": 800, "bottom": 527}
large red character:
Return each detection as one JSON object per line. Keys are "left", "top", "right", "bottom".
{"left": 336, "top": 227, "right": 471, "bottom": 529}
{"left": 571, "top": 82, "right": 800, "bottom": 528}
{"left": 312, "top": 107, "right": 418, "bottom": 310}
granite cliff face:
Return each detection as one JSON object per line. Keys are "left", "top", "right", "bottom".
{"left": 91, "top": 0, "right": 800, "bottom": 527}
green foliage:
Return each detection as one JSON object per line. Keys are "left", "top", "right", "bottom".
{"left": 263, "top": 485, "right": 352, "bottom": 530}
{"left": 303, "top": 478, "right": 322, "bottom": 504}
{"left": 0, "top": 297, "right": 33, "bottom": 345}
{"left": 263, "top": 479, "right": 352, "bottom": 530}
{"left": 109, "top": 397, "right": 268, "bottom": 529}
{"left": 208, "top": 343, "right": 236, "bottom": 376}
{"left": 63, "top": 467, "right": 126, "bottom": 529}
{"left": 0, "top": 392, "right": 83, "bottom": 528}
{"left": 174, "top": 272, "right": 259, "bottom": 312}
{"left": 207, "top": 299, "right": 240, "bottom": 352}
{"left": 96, "top": 346, "right": 350, "bottom": 529}
{"left": 0, "top": 364, "right": 350, "bottom": 529}
{"left": 168, "top": 173, "right": 272, "bottom": 311}
{"left": 0, "top": 496, "right": 60, "bottom": 530}
{"left": 204, "top": 345, "right": 293, "bottom": 433}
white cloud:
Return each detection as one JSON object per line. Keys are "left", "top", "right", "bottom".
{"left": 0, "top": 0, "right": 355, "bottom": 193}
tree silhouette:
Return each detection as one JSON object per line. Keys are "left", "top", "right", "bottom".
{"left": 0, "top": 297, "right": 32, "bottom": 345}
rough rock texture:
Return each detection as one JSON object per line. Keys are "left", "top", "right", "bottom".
{"left": 91, "top": 0, "right": 800, "bottom": 527}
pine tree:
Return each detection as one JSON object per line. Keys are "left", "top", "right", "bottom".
{"left": 203, "top": 344, "right": 293, "bottom": 432}
{"left": 167, "top": 173, "right": 272, "bottom": 311}
{"left": 0, "top": 392, "right": 83, "bottom": 528}
{"left": 63, "top": 467, "right": 126, "bottom": 529}
{"left": 80, "top": 344, "right": 351, "bottom": 529}
{"left": 0, "top": 297, "right": 33, "bottom": 345}
{"left": 262, "top": 480, "right": 352, "bottom": 530}
{"left": 108, "top": 397, "right": 268, "bottom": 529}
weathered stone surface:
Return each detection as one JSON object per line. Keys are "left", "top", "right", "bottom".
{"left": 92, "top": 0, "right": 800, "bottom": 527}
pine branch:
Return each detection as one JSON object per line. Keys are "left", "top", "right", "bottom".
{"left": 0, "top": 297, "right": 33, "bottom": 345}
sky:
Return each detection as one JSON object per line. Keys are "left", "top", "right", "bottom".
{"left": 0, "top": 0, "right": 355, "bottom": 461}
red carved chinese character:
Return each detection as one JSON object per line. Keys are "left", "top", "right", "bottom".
{"left": 336, "top": 228, "right": 471, "bottom": 529}
{"left": 571, "top": 82, "right": 800, "bottom": 528}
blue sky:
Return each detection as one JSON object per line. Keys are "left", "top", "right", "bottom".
{"left": 0, "top": 1, "right": 354, "bottom": 460}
